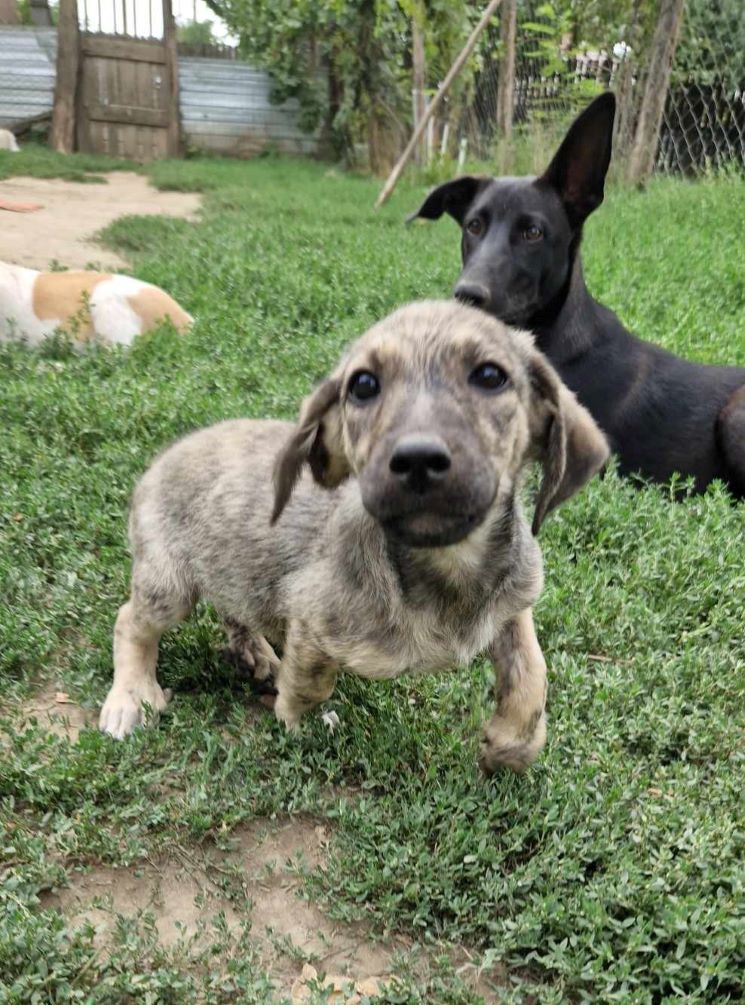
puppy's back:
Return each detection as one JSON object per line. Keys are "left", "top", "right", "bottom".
{"left": 128, "top": 419, "right": 339, "bottom": 628}
{"left": 132, "top": 419, "right": 290, "bottom": 539}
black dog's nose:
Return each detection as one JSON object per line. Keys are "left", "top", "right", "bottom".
{"left": 389, "top": 436, "right": 452, "bottom": 494}
{"left": 454, "top": 282, "right": 490, "bottom": 309}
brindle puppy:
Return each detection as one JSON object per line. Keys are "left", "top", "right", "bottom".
{"left": 99, "top": 301, "right": 608, "bottom": 773}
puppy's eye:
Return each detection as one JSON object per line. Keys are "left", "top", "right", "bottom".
{"left": 522, "top": 224, "right": 543, "bottom": 242}
{"left": 347, "top": 370, "right": 381, "bottom": 403}
{"left": 466, "top": 218, "right": 483, "bottom": 237}
{"left": 469, "top": 362, "right": 509, "bottom": 393}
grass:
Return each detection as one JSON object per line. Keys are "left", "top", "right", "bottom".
{"left": 0, "top": 144, "right": 138, "bottom": 184}
{"left": 1, "top": 149, "right": 744, "bottom": 1004}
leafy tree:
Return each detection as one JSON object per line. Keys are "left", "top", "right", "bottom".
{"left": 203, "top": 0, "right": 475, "bottom": 168}
{"left": 673, "top": 0, "right": 745, "bottom": 87}
{"left": 177, "top": 19, "right": 219, "bottom": 47}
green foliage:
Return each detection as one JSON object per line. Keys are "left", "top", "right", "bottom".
{"left": 673, "top": 0, "right": 745, "bottom": 87}
{"left": 176, "top": 18, "right": 219, "bottom": 46}
{"left": 0, "top": 144, "right": 133, "bottom": 183}
{"left": 203, "top": 1, "right": 475, "bottom": 163}
{"left": 0, "top": 152, "right": 744, "bottom": 1002}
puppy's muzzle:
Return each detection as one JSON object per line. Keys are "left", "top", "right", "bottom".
{"left": 361, "top": 432, "right": 495, "bottom": 548}
{"left": 389, "top": 434, "right": 451, "bottom": 495}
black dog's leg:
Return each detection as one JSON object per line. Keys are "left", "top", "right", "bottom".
{"left": 717, "top": 385, "right": 745, "bottom": 498}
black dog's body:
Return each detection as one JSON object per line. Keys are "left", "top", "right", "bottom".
{"left": 412, "top": 93, "right": 745, "bottom": 497}
{"left": 539, "top": 257, "right": 745, "bottom": 493}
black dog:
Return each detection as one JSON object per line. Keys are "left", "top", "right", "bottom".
{"left": 410, "top": 93, "right": 745, "bottom": 497}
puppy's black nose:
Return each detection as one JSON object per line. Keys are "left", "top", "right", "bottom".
{"left": 454, "top": 282, "right": 490, "bottom": 309}
{"left": 389, "top": 436, "right": 452, "bottom": 494}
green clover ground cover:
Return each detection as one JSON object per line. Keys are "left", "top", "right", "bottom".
{"left": 0, "top": 150, "right": 743, "bottom": 1003}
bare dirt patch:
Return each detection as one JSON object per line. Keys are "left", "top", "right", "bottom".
{"left": 0, "top": 172, "right": 200, "bottom": 270}
{"left": 21, "top": 680, "right": 96, "bottom": 742}
{"left": 42, "top": 817, "right": 409, "bottom": 1000}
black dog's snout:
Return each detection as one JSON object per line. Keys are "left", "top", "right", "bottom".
{"left": 454, "top": 282, "right": 490, "bottom": 309}
{"left": 389, "top": 436, "right": 452, "bottom": 494}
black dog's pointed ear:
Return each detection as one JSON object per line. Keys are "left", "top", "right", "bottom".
{"left": 407, "top": 176, "right": 488, "bottom": 226}
{"left": 538, "top": 92, "right": 616, "bottom": 226}
{"left": 271, "top": 376, "right": 350, "bottom": 524}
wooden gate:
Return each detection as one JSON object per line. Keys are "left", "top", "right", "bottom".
{"left": 51, "top": 0, "right": 180, "bottom": 161}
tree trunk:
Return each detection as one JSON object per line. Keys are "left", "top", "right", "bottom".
{"left": 613, "top": 0, "right": 641, "bottom": 166}
{"left": 319, "top": 58, "right": 344, "bottom": 160}
{"left": 627, "top": 0, "right": 685, "bottom": 186}
{"left": 496, "top": 0, "right": 516, "bottom": 140}
{"left": 412, "top": 16, "right": 426, "bottom": 165}
{"left": 50, "top": 0, "right": 80, "bottom": 154}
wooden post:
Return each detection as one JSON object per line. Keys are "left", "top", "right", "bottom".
{"left": 0, "top": 0, "right": 21, "bottom": 24}
{"left": 50, "top": 0, "right": 80, "bottom": 154}
{"left": 627, "top": 0, "right": 685, "bottom": 186}
{"left": 162, "top": 0, "right": 182, "bottom": 157}
{"left": 375, "top": 0, "right": 503, "bottom": 209}
{"left": 495, "top": 0, "right": 516, "bottom": 139}
{"left": 412, "top": 16, "right": 426, "bottom": 166}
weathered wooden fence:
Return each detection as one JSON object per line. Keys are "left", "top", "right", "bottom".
{"left": 0, "top": 25, "right": 319, "bottom": 157}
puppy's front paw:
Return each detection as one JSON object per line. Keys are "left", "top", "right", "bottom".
{"left": 479, "top": 709, "right": 546, "bottom": 775}
{"left": 273, "top": 692, "right": 304, "bottom": 732}
{"left": 99, "top": 681, "right": 172, "bottom": 740}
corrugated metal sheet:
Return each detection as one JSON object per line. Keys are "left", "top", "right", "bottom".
{"left": 0, "top": 26, "right": 319, "bottom": 155}
{"left": 0, "top": 27, "right": 56, "bottom": 125}
{"left": 179, "top": 58, "right": 318, "bottom": 154}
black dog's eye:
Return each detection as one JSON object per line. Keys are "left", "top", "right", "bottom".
{"left": 469, "top": 362, "right": 509, "bottom": 393}
{"left": 347, "top": 370, "right": 381, "bottom": 403}
{"left": 466, "top": 217, "right": 483, "bottom": 237}
{"left": 522, "top": 224, "right": 543, "bottom": 242}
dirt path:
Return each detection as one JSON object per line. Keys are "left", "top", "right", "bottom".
{"left": 0, "top": 172, "right": 201, "bottom": 270}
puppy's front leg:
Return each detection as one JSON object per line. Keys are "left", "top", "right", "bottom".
{"left": 479, "top": 608, "right": 548, "bottom": 774}
{"left": 99, "top": 597, "right": 183, "bottom": 739}
{"left": 273, "top": 622, "right": 339, "bottom": 730}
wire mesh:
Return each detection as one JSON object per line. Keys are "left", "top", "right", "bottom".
{"left": 443, "top": 0, "right": 744, "bottom": 177}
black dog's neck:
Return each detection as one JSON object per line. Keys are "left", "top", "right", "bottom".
{"left": 528, "top": 242, "right": 606, "bottom": 365}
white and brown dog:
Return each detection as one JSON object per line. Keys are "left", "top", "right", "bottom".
{"left": 0, "top": 261, "right": 192, "bottom": 347}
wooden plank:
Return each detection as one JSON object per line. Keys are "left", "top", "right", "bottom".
{"left": 50, "top": 0, "right": 80, "bottom": 152}
{"left": 162, "top": 0, "right": 181, "bottom": 156}
{"left": 86, "top": 103, "right": 168, "bottom": 127}
{"left": 82, "top": 34, "right": 166, "bottom": 64}
{"left": 117, "top": 58, "right": 137, "bottom": 110}
{"left": 136, "top": 58, "right": 152, "bottom": 110}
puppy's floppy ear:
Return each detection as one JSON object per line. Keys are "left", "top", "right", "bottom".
{"left": 407, "top": 176, "right": 488, "bottom": 226}
{"left": 537, "top": 92, "right": 616, "bottom": 226}
{"left": 528, "top": 352, "right": 610, "bottom": 534}
{"left": 271, "top": 376, "right": 350, "bottom": 524}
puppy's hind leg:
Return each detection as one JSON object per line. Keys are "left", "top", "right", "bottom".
{"left": 479, "top": 608, "right": 548, "bottom": 774}
{"left": 273, "top": 622, "right": 339, "bottom": 730}
{"left": 222, "top": 617, "right": 280, "bottom": 707}
{"left": 99, "top": 583, "right": 192, "bottom": 740}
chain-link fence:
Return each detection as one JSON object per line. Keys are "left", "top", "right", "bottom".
{"left": 439, "top": 0, "right": 745, "bottom": 178}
